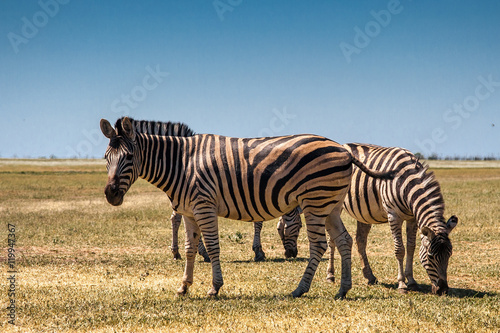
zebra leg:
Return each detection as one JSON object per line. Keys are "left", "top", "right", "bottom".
{"left": 177, "top": 216, "right": 201, "bottom": 296}
{"left": 405, "top": 218, "right": 419, "bottom": 291}
{"left": 389, "top": 214, "right": 408, "bottom": 293}
{"left": 197, "top": 237, "right": 211, "bottom": 263}
{"left": 195, "top": 211, "right": 223, "bottom": 297}
{"left": 278, "top": 211, "right": 301, "bottom": 259}
{"left": 252, "top": 221, "right": 266, "bottom": 262}
{"left": 356, "top": 221, "right": 378, "bottom": 285}
{"left": 291, "top": 211, "right": 328, "bottom": 298}
{"left": 327, "top": 209, "right": 353, "bottom": 299}
{"left": 282, "top": 208, "right": 301, "bottom": 258}
{"left": 277, "top": 209, "right": 301, "bottom": 259}
{"left": 170, "top": 211, "right": 182, "bottom": 260}
{"left": 326, "top": 237, "right": 335, "bottom": 283}
{"left": 277, "top": 216, "right": 286, "bottom": 252}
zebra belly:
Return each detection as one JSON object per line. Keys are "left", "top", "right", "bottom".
{"left": 217, "top": 201, "right": 299, "bottom": 222}
{"left": 344, "top": 186, "right": 388, "bottom": 225}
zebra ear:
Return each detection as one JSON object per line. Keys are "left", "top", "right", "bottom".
{"left": 100, "top": 119, "right": 116, "bottom": 139}
{"left": 421, "top": 226, "right": 435, "bottom": 241}
{"left": 446, "top": 215, "right": 458, "bottom": 233}
{"left": 122, "top": 117, "right": 135, "bottom": 140}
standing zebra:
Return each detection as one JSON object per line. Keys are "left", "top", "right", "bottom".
{"left": 100, "top": 117, "right": 395, "bottom": 298}
{"left": 278, "top": 143, "right": 458, "bottom": 295}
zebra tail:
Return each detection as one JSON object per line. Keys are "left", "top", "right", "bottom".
{"left": 350, "top": 155, "right": 398, "bottom": 180}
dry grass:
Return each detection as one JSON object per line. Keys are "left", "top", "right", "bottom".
{"left": 0, "top": 159, "right": 499, "bottom": 332}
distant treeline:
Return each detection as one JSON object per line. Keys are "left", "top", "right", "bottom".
{"left": 415, "top": 153, "right": 499, "bottom": 161}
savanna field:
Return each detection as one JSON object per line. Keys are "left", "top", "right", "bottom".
{"left": 1, "top": 159, "right": 499, "bottom": 332}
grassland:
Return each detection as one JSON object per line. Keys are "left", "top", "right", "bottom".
{"left": 1, "top": 159, "right": 499, "bottom": 332}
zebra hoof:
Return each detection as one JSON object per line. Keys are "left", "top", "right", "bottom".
{"left": 254, "top": 252, "right": 266, "bottom": 262}
{"left": 335, "top": 286, "right": 350, "bottom": 300}
{"left": 284, "top": 248, "right": 298, "bottom": 259}
{"left": 398, "top": 288, "right": 408, "bottom": 294}
{"left": 334, "top": 291, "right": 346, "bottom": 300}
{"left": 172, "top": 252, "right": 182, "bottom": 260}
{"left": 291, "top": 288, "right": 305, "bottom": 298}
{"left": 207, "top": 288, "right": 219, "bottom": 297}
{"left": 177, "top": 285, "right": 188, "bottom": 296}
{"left": 367, "top": 277, "right": 378, "bottom": 286}
{"left": 326, "top": 275, "right": 335, "bottom": 284}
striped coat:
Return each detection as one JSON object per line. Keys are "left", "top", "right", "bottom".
{"left": 100, "top": 117, "right": 395, "bottom": 298}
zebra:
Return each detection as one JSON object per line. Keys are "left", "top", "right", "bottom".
{"left": 277, "top": 143, "right": 458, "bottom": 295}
{"left": 100, "top": 117, "right": 396, "bottom": 298}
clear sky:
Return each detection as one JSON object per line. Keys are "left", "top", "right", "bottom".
{"left": 1, "top": 0, "right": 499, "bottom": 158}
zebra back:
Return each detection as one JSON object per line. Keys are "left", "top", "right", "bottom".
{"left": 343, "top": 143, "right": 446, "bottom": 232}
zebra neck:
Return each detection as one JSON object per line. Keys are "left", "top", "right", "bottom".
{"left": 136, "top": 134, "right": 184, "bottom": 196}
{"left": 409, "top": 184, "right": 446, "bottom": 233}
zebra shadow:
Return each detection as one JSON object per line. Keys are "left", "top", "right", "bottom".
{"left": 227, "top": 257, "right": 328, "bottom": 264}
{"left": 378, "top": 282, "right": 496, "bottom": 298}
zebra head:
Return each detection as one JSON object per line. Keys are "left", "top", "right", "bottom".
{"left": 100, "top": 117, "right": 141, "bottom": 206}
{"left": 419, "top": 215, "right": 458, "bottom": 295}
{"left": 277, "top": 208, "right": 302, "bottom": 258}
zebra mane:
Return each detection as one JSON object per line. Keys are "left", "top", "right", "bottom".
{"left": 114, "top": 117, "right": 195, "bottom": 138}
{"left": 409, "top": 163, "right": 446, "bottom": 222}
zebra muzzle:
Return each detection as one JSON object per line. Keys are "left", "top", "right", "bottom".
{"left": 432, "top": 279, "right": 449, "bottom": 296}
{"left": 104, "top": 183, "right": 124, "bottom": 206}
{"left": 284, "top": 247, "right": 298, "bottom": 259}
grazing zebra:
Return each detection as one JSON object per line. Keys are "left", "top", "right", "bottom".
{"left": 278, "top": 143, "right": 458, "bottom": 295}
{"left": 120, "top": 117, "right": 210, "bottom": 262}
{"left": 100, "top": 117, "right": 396, "bottom": 298}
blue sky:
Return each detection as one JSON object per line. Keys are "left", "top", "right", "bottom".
{"left": 1, "top": 0, "right": 499, "bottom": 158}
